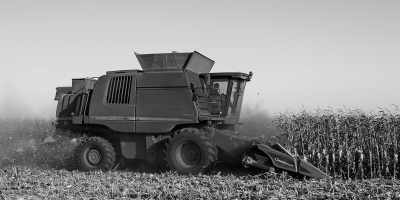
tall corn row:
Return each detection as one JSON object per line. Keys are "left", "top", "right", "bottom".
{"left": 273, "top": 107, "right": 400, "bottom": 179}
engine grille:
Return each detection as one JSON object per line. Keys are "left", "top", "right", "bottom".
{"left": 106, "top": 76, "right": 133, "bottom": 104}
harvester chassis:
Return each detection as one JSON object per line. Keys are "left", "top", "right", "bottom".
{"left": 49, "top": 51, "right": 330, "bottom": 179}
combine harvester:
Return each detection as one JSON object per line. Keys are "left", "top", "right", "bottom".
{"left": 51, "top": 51, "right": 329, "bottom": 179}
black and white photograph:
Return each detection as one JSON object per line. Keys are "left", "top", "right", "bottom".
{"left": 0, "top": 0, "right": 399, "bottom": 199}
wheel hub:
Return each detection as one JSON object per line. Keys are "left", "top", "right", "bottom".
{"left": 176, "top": 142, "right": 200, "bottom": 168}
{"left": 87, "top": 148, "right": 101, "bottom": 165}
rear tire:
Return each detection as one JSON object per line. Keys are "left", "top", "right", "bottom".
{"left": 166, "top": 128, "right": 217, "bottom": 175}
{"left": 77, "top": 137, "right": 116, "bottom": 172}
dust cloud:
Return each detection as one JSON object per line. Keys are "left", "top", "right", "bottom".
{"left": 0, "top": 79, "right": 55, "bottom": 119}
{"left": 0, "top": 118, "right": 85, "bottom": 170}
{"left": 239, "top": 105, "right": 285, "bottom": 144}
{"left": 1, "top": 80, "right": 30, "bottom": 118}
{"left": 0, "top": 81, "right": 82, "bottom": 170}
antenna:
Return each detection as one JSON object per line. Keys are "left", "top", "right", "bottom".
{"left": 227, "top": 60, "right": 239, "bottom": 72}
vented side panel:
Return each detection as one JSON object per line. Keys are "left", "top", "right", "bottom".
{"left": 106, "top": 76, "right": 133, "bottom": 104}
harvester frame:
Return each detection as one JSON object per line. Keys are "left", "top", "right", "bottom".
{"left": 52, "top": 51, "right": 329, "bottom": 179}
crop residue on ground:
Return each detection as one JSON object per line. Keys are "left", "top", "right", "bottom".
{"left": 1, "top": 166, "right": 399, "bottom": 199}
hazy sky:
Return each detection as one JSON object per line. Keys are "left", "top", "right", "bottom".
{"left": 0, "top": 0, "right": 399, "bottom": 118}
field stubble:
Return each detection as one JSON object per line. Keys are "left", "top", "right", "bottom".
{"left": 0, "top": 166, "right": 399, "bottom": 199}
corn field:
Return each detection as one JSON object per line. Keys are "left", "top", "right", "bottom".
{"left": 274, "top": 107, "right": 400, "bottom": 179}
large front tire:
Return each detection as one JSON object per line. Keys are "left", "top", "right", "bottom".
{"left": 166, "top": 128, "right": 217, "bottom": 175}
{"left": 77, "top": 137, "right": 116, "bottom": 171}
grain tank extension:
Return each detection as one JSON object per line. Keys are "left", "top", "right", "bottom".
{"left": 52, "top": 51, "right": 329, "bottom": 179}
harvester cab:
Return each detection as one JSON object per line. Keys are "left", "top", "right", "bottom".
{"left": 208, "top": 72, "right": 250, "bottom": 124}
{"left": 51, "top": 51, "right": 329, "bottom": 179}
